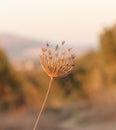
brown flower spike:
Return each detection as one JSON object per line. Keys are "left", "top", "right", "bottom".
{"left": 33, "top": 41, "right": 75, "bottom": 130}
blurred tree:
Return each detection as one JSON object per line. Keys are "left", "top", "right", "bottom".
{"left": 0, "top": 48, "right": 20, "bottom": 91}
{"left": 100, "top": 24, "right": 116, "bottom": 63}
{"left": 57, "top": 50, "right": 98, "bottom": 98}
{"left": 0, "top": 48, "right": 25, "bottom": 110}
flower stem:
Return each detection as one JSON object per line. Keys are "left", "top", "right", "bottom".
{"left": 33, "top": 77, "right": 53, "bottom": 130}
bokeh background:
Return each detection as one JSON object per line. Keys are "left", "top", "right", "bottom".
{"left": 0, "top": 0, "right": 116, "bottom": 130}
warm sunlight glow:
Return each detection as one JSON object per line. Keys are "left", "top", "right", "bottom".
{"left": 0, "top": 0, "right": 116, "bottom": 46}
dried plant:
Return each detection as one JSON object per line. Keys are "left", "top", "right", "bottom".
{"left": 33, "top": 41, "right": 75, "bottom": 130}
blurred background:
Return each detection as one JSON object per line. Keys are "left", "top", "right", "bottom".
{"left": 0, "top": 0, "right": 116, "bottom": 130}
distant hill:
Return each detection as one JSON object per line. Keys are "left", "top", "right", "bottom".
{"left": 0, "top": 34, "right": 43, "bottom": 62}
{"left": 0, "top": 34, "right": 97, "bottom": 63}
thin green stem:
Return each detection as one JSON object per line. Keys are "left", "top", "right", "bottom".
{"left": 33, "top": 77, "right": 53, "bottom": 130}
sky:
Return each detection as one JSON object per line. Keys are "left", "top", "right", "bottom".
{"left": 0, "top": 0, "right": 116, "bottom": 48}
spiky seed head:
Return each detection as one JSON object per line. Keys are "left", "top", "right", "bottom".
{"left": 40, "top": 41, "right": 75, "bottom": 78}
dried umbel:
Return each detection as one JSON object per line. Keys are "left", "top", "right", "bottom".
{"left": 40, "top": 41, "right": 75, "bottom": 78}
{"left": 33, "top": 41, "right": 75, "bottom": 130}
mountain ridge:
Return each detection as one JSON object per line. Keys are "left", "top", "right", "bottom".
{"left": 0, "top": 34, "right": 42, "bottom": 62}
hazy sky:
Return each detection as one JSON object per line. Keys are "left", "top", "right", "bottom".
{"left": 0, "top": 0, "right": 116, "bottom": 47}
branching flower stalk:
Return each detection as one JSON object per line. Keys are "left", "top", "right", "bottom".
{"left": 33, "top": 41, "right": 75, "bottom": 130}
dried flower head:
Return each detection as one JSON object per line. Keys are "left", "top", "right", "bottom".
{"left": 40, "top": 41, "right": 75, "bottom": 78}
{"left": 33, "top": 41, "right": 76, "bottom": 130}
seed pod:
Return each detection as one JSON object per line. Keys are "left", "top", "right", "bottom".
{"left": 46, "top": 43, "right": 49, "bottom": 47}
{"left": 61, "top": 40, "right": 65, "bottom": 45}
{"left": 55, "top": 44, "right": 59, "bottom": 51}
